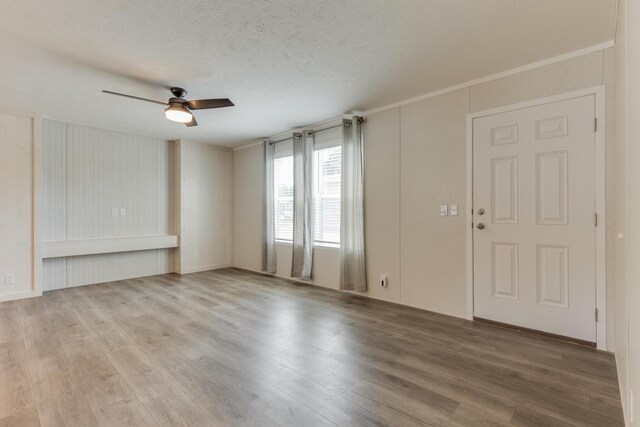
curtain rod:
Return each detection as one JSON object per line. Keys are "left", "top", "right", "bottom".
{"left": 268, "top": 123, "right": 344, "bottom": 145}
{"left": 309, "top": 123, "right": 342, "bottom": 135}
{"left": 269, "top": 137, "right": 292, "bottom": 145}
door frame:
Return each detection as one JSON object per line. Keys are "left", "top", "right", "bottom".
{"left": 465, "top": 86, "right": 607, "bottom": 350}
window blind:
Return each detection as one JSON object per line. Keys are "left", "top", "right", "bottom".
{"left": 313, "top": 145, "right": 341, "bottom": 245}
{"left": 274, "top": 156, "right": 294, "bottom": 241}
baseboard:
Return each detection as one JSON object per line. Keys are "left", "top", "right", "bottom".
{"left": 232, "top": 266, "right": 481, "bottom": 327}
{"left": 0, "top": 290, "right": 42, "bottom": 302}
{"left": 231, "top": 265, "right": 467, "bottom": 320}
{"left": 615, "top": 352, "right": 629, "bottom": 426}
{"left": 230, "top": 265, "right": 339, "bottom": 289}
{"left": 179, "top": 263, "right": 233, "bottom": 275}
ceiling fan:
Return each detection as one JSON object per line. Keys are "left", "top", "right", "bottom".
{"left": 102, "top": 87, "right": 234, "bottom": 127}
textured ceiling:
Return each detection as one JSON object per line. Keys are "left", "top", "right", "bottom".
{"left": 0, "top": 0, "right": 617, "bottom": 147}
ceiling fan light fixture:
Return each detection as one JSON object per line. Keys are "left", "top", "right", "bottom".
{"left": 164, "top": 103, "right": 193, "bottom": 123}
{"left": 103, "top": 87, "right": 233, "bottom": 128}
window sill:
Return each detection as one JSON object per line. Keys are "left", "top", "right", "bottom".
{"left": 314, "top": 242, "right": 340, "bottom": 250}
{"left": 275, "top": 240, "right": 340, "bottom": 251}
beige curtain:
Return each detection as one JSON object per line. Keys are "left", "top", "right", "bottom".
{"left": 340, "top": 117, "right": 366, "bottom": 291}
{"left": 262, "top": 141, "right": 277, "bottom": 273}
{"left": 291, "top": 132, "right": 315, "bottom": 280}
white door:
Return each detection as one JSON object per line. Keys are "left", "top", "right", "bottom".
{"left": 473, "top": 95, "right": 597, "bottom": 343}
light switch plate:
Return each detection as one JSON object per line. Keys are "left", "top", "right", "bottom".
{"left": 440, "top": 205, "right": 448, "bottom": 216}
{"left": 450, "top": 205, "right": 458, "bottom": 216}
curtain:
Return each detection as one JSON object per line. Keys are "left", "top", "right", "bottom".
{"left": 262, "top": 141, "right": 277, "bottom": 273}
{"left": 340, "top": 117, "right": 367, "bottom": 291}
{"left": 291, "top": 131, "right": 315, "bottom": 280}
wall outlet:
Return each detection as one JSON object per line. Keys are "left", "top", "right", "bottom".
{"left": 4, "top": 274, "right": 15, "bottom": 285}
{"left": 120, "top": 208, "right": 126, "bottom": 216}
{"left": 111, "top": 208, "right": 118, "bottom": 216}
{"left": 450, "top": 205, "right": 458, "bottom": 216}
{"left": 440, "top": 205, "right": 448, "bottom": 216}
{"left": 380, "top": 274, "right": 388, "bottom": 287}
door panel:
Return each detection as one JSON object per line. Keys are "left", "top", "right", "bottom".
{"left": 491, "top": 156, "right": 519, "bottom": 224}
{"left": 536, "top": 150, "right": 568, "bottom": 225}
{"left": 536, "top": 244, "right": 569, "bottom": 308}
{"left": 491, "top": 242, "right": 519, "bottom": 300}
{"left": 473, "top": 95, "right": 596, "bottom": 342}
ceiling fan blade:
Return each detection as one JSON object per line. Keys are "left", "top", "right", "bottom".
{"left": 102, "top": 90, "right": 167, "bottom": 106}
{"left": 185, "top": 116, "right": 198, "bottom": 127}
{"left": 187, "top": 98, "right": 234, "bottom": 110}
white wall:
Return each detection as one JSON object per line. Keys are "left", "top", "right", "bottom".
{"left": 233, "top": 48, "right": 617, "bottom": 344}
{"left": 233, "top": 145, "right": 263, "bottom": 270}
{"left": 614, "top": 0, "right": 629, "bottom": 422}
{"left": 0, "top": 112, "right": 40, "bottom": 301}
{"left": 615, "top": 1, "right": 640, "bottom": 424}
{"left": 398, "top": 89, "right": 468, "bottom": 316}
{"left": 42, "top": 120, "right": 176, "bottom": 290}
{"left": 176, "top": 140, "right": 233, "bottom": 274}
{"left": 627, "top": 0, "right": 640, "bottom": 420}
{"left": 363, "top": 108, "right": 401, "bottom": 303}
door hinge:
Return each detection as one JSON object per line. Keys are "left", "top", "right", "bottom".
{"left": 595, "top": 308, "right": 599, "bottom": 322}
{"left": 594, "top": 118, "right": 598, "bottom": 133}
{"left": 595, "top": 212, "right": 598, "bottom": 227}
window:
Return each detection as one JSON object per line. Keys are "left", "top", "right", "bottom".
{"left": 313, "top": 146, "right": 341, "bottom": 245}
{"left": 274, "top": 156, "right": 294, "bottom": 241}
{"left": 273, "top": 131, "right": 342, "bottom": 246}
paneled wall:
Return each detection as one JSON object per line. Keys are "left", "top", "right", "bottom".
{"left": 42, "top": 120, "right": 176, "bottom": 290}
{"left": 233, "top": 47, "right": 617, "bottom": 347}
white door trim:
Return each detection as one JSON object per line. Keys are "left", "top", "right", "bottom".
{"left": 466, "top": 86, "right": 607, "bottom": 350}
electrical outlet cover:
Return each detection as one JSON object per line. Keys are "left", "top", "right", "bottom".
{"left": 380, "top": 274, "right": 388, "bottom": 287}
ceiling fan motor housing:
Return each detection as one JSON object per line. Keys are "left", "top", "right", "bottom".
{"left": 170, "top": 87, "right": 187, "bottom": 98}
{"left": 168, "top": 98, "right": 189, "bottom": 108}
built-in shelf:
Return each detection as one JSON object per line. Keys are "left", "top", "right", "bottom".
{"left": 42, "top": 235, "right": 179, "bottom": 259}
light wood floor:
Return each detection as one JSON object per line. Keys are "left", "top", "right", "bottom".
{"left": 0, "top": 268, "right": 623, "bottom": 426}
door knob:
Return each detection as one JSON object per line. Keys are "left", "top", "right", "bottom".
{"left": 477, "top": 208, "right": 485, "bottom": 215}
{"left": 477, "top": 223, "right": 485, "bottom": 230}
